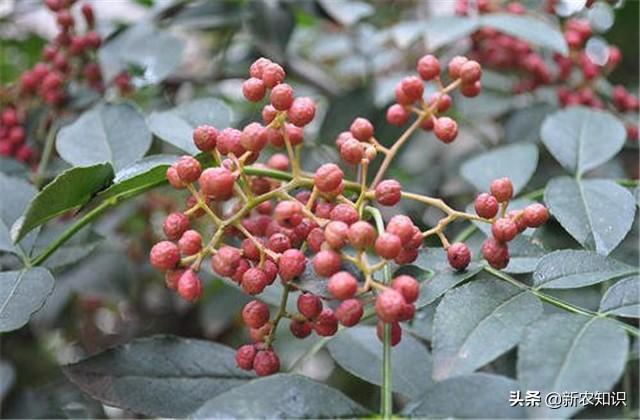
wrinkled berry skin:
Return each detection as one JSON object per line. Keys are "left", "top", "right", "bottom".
{"left": 242, "top": 268, "right": 268, "bottom": 295}
{"left": 417, "top": 54, "right": 440, "bottom": 80}
{"left": 297, "top": 293, "right": 323, "bottom": 319}
{"left": 523, "top": 203, "right": 549, "bottom": 227}
{"left": 290, "top": 320, "right": 313, "bottom": 338}
{"left": 490, "top": 177, "right": 514, "bottom": 202}
{"left": 278, "top": 249, "right": 306, "bottom": 282}
{"left": 347, "top": 221, "right": 377, "bottom": 250}
{"left": 150, "top": 241, "right": 180, "bottom": 270}
{"left": 242, "top": 300, "right": 270, "bottom": 328}
{"left": 474, "top": 193, "right": 499, "bottom": 219}
{"left": 447, "top": 242, "right": 471, "bottom": 271}
{"left": 350, "top": 117, "right": 374, "bottom": 141}
{"left": 375, "top": 233, "right": 402, "bottom": 260}
{"left": 314, "top": 163, "right": 343, "bottom": 193}
{"left": 375, "top": 179, "right": 402, "bottom": 206}
{"left": 178, "top": 230, "right": 202, "bottom": 255}
{"left": 482, "top": 237, "right": 510, "bottom": 269}
{"left": 375, "top": 289, "right": 406, "bottom": 323}
{"left": 492, "top": 218, "right": 518, "bottom": 242}
{"left": 235, "top": 344, "right": 257, "bottom": 370}
{"left": 288, "top": 97, "right": 316, "bottom": 127}
{"left": 193, "top": 125, "right": 218, "bottom": 151}
{"left": 253, "top": 350, "right": 280, "bottom": 376}
{"left": 314, "top": 308, "right": 338, "bottom": 336}
{"left": 163, "top": 212, "right": 190, "bottom": 241}
{"left": 199, "top": 168, "right": 235, "bottom": 200}
{"left": 391, "top": 275, "right": 419, "bottom": 303}
{"left": 177, "top": 269, "right": 203, "bottom": 302}
{"left": 335, "top": 299, "right": 363, "bottom": 327}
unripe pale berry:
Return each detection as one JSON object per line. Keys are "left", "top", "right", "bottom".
{"left": 377, "top": 321, "right": 402, "bottom": 346}
{"left": 278, "top": 249, "right": 306, "bottom": 282}
{"left": 288, "top": 97, "right": 316, "bottom": 127}
{"left": 447, "top": 242, "right": 471, "bottom": 271}
{"left": 375, "top": 232, "right": 402, "bottom": 260}
{"left": 193, "top": 125, "right": 218, "bottom": 151}
{"left": 163, "top": 212, "right": 190, "bottom": 240}
{"left": 375, "top": 179, "right": 402, "bottom": 206}
{"left": 335, "top": 299, "right": 363, "bottom": 327}
{"left": 417, "top": 54, "right": 440, "bottom": 80}
{"left": 490, "top": 177, "right": 514, "bottom": 202}
{"left": 475, "top": 193, "right": 499, "bottom": 219}
{"left": 386, "top": 104, "right": 409, "bottom": 126}
{"left": 391, "top": 275, "right": 419, "bottom": 303}
{"left": 242, "top": 300, "right": 270, "bottom": 328}
{"left": 242, "top": 268, "right": 269, "bottom": 295}
{"left": 313, "top": 250, "right": 342, "bottom": 277}
{"left": 347, "top": 221, "right": 377, "bottom": 249}
{"left": 290, "top": 320, "right": 313, "bottom": 338}
{"left": 177, "top": 269, "right": 203, "bottom": 302}
{"left": 400, "top": 76, "right": 424, "bottom": 103}
{"left": 460, "top": 60, "right": 482, "bottom": 84}
{"left": 261, "top": 63, "right": 285, "bottom": 88}
{"left": 523, "top": 203, "right": 549, "bottom": 228}
{"left": 253, "top": 350, "right": 280, "bottom": 376}
{"left": 386, "top": 215, "right": 414, "bottom": 244}
{"left": 242, "top": 77, "right": 266, "bottom": 102}
{"left": 241, "top": 123, "right": 268, "bottom": 152}
{"left": 375, "top": 289, "right": 406, "bottom": 323}
{"left": 199, "top": 167, "right": 235, "bottom": 200}
{"left": 434, "top": 117, "right": 458, "bottom": 143}
{"left": 314, "top": 308, "right": 338, "bottom": 336}
{"left": 350, "top": 117, "right": 374, "bottom": 141}
{"left": 340, "top": 138, "right": 365, "bottom": 165}
{"left": 482, "top": 237, "right": 510, "bottom": 269}
{"left": 150, "top": 241, "right": 180, "bottom": 270}
{"left": 492, "top": 218, "right": 518, "bottom": 242}
{"left": 175, "top": 156, "right": 202, "bottom": 183}
{"left": 314, "top": 163, "right": 344, "bottom": 192}
{"left": 270, "top": 83, "right": 294, "bottom": 110}
{"left": 330, "top": 204, "right": 359, "bottom": 225}
{"left": 178, "top": 230, "right": 202, "bottom": 255}
{"left": 448, "top": 56, "right": 469, "bottom": 79}
{"left": 328, "top": 271, "right": 358, "bottom": 300}
{"left": 166, "top": 166, "right": 186, "bottom": 189}
{"left": 235, "top": 344, "right": 257, "bottom": 370}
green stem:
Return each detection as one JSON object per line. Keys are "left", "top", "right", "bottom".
{"left": 483, "top": 266, "right": 640, "bottom": 337}
{"left": 366, "top": 206, "right": 393, "bottom": 419}
{"left": 265, "top": 284, "right": 291, "bottom": 347}
{"left": 34, "top": 120, "right": 59, "bottom": 189}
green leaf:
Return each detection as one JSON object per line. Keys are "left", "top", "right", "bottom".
{"left": 147, "top": 98, "right": 233, "bottom": 154}
{"left": 0, "top": 156, "right": 28, "bottom": 178}
{"left": 540, "top": 107, "right": 626, "bottom": 176}
{"left": 480, "top": 13, "right": 568, "bottom": 54}
{"left": 63, "top": 335, "right": 254, "bottom": 418}
{"left": 13, "top": 164, "right": 114, "bottom": 242}
{"left": 191, "top": 374, "right": 368, "bottom": 418}
{"left": 517, "top": 314, "right": 628, "bottom": 418}
{"left": 599, "top": 275, "right": 640, "bottom": 317}
{"left": 317, "top": 0, "right": 374, "bottom": 26}
{"left": 390, "top": 20, "right": 425, "bottom": 49}
{"left": 460, "top": 143, "right": 538, "bottom": 195}
{"left": 544, "top": 177, "right": 636, "bottom": 255}
{"left": 405, "top": 373, "right": 526, "bottom": 418}
{"left": 0, "top": 268, "right": 55, "bottom": 332}
{"left": 433, "top": 278, "right": 542, "bottom": 380}
{"left": 0, "top": 173, "right": 36, "bottom": 253}
{"left": 327, "top": 325, "right": 432, "bottom": 399}
{"left": 533, "top": 250, "right": 636, "bottom": 289}
{"left": 423, "top": 16, "right": 480, "bottom": 50}
{"left": 504, "top": 103, "right": 553, "bottom": 144}
{"left": 56, "top": 103, "right": 151, "bottom": 171}
{"left": 99, "top": 155, "right": 177, "bottom": 200}
{"left": 503, "top": 235, "right": 547, "bottom": 274}
{"left": 397, "top": 248, "right": 483, "bottom": 308}
{"left": 98, "top": 22, "right": 184, "bottom": 82}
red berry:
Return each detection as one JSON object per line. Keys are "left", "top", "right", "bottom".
{"left": 56, "top": 10, "right": 74, "bottom": 28}
{"left": 241, "top": 122, "right": 268, "bottom": 152}
{"left": 274, "top": 200, "right": 303, "bottom": 228}
{"left": 391, "top": 275, "right": 419, "bottom": 303}
{"left": 241, "top": 238, "right": 263, "bottom": 261}
{"left": 307, "top": 227, "right": 325, "bottom": 252}
{"left": 523, "top": 203, "right": 549, "bottom": 228}
{"left": 429, "top": 93, "right": 452, "bottom": 113}
{"left": 377, "top": 321, "right": 402, "bottom": 346}
{"left": 398, "top": 303, "right": 416, "bottom": 322}
{"left": 297, "top": 293, "right": 323, "bottom": 319}
{"left": 417, "top": 54, "right": 440, "bottom": 80}
{"left": 474, "top": 193, "right": 499, "bottom": 219}
{"left": 211, "top": 246, "right": 242, "bottom": 277}
{"left": 375, "top": 232, "right": 402, "bottom": 260}
{"left": 45, "top": 0, "right": 62, "bottom": 11}
{"left": 324, "top": 221, "right": 349, "bottom": 249}
{"left": 507, "top": 210, "right": 528, "bottom": 233}
{"left": 386, "top": 215, "right": 414, "bottom": 244}
{"left": 313, "top": 250, "right": 342, "bottom": 277}
{"left": 81, "top": 3, "right": 95, "bottom": 27}
{"left": 490, "top": 177, "right": 514, "bottom": 202}
{"left": 85, "top": 31, "right": 101, "bottom": 49}
{"left": 262, "top": 104, "right": 278, "bottom": 124}
{"left": 328, "top": 271, "right": 358, "bottom": 300}
{"left": 193, "top": 125, "right": 218, "bottom": 151}
{"left": 177, "top": 269, "right": 203, "bottom": 302}
{"left": 242, "top": 300, "right": 270, "bottom": 328}
{"left": 267, "top": 232, "right": 292, "bottom": 253}
{"left": 270, "top": 83, "right": 294, "bottom": 110}
{"left": 261, "top": 63, "right": 285, "bottom": 88}
{"left": 350, "top": 117, "right": 374, "bottom": 141}
{"left": 278, "top": 249, "right": 306, "bottom": 282}
{"left": 447, "top": 242, "right": 471, "bottom": 271}
{"left": 347, "top": 221, "right": 377, "bottom": 249}
{"left": 2, "top": 108, "right": 19, "bottom": 126}
{"left": 150, "top": 241, "right": 180, "bottom": 270}
{"left": 288, "top": 97, "right": 316, "bottom": 127}
{"left": 434, "top": 117, "right": 458, "bottom": 143}
{"left": 175, "top": 156, "right": 202, "bottom": 183}
{"left": 250, "top": 323, "right": 272, "bottom": 342}
{"left": 178, "top": 230, "right": 202, "bottom": 255}
{"left": 290, "top": 320, "right": 313, "bottom": 338}
{"left": 314, "top": 163, "right": 344, "bottom": 193}
{"left": 335, "top": 299, "right": 363, "bottom": 327}
{"left": 314, "top": 308, "right": 338, "bottom": 336}
{"left": 481, "top": 237, "right": 510, "bottom": 269}
{"left": 492, "top": 218, "right": 518, "bottom": 242}
{"left": 386, "top": 104, "right": 409, "bottom": 126}
{"left": 242, "top": 268, "right": 269, "bottom": 295}
{"left": 166, "top": 166, "right": 185, "bottom": 189}
{"left": 340, "top": 138, "right": 365, "bottom": 165}
{"left": 448, "top": 56, "right": 469, "bottom": 79}
{"left": 235, "top": 344, "right": 257, "bottom": 370}
{"left": 400, "top": 76, "right": 424, "bottom": 102}
{"left": 165, "top": 269, "right": 184, "bottom": 290}
{"left": 460, "top": 81, "right": 482, "bottom": 97}
{"left": 232, "top": 259, "right": 251, "bottom": 284}
{"left": 375, "top": 289, "right": 406, "bottom": 323}
{"left": 394, "top": 247, "right": 418, "bottom": 265}
{"left": 285, "top": 123, "right": 304, "bottom": 146}
{"left": 267, "top": 153, "right": 289, "bottom": 171}
{"left": 460, "top": 60, "right": 482, "bottom": 84}
{"left": 329, "top": 204, "right": 359, "bottom": 225}
{"left": 375, "top": 179, "right": 402, "bottom": 206}
{"left": 264, "top": 260, "right": 278, "bottom": 285}
{"left": 250, "top": 57, "right": 272, "bottom": 79}
{"left": 199, "top": 167, "right": 235, "bottom": 200}
{"left": 242, "top": 77, "right": 266, "bottom": 102}
{"left": 216, "top": 128, "right": 245, "bottom": 157}
{"left": 395, "top": 83, "right": 414, "bottom": 105}
{"left": 253, "top": 350, "right": 280, "bottom": 376}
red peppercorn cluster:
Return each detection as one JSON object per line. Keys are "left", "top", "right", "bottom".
{"left": 148, "top": 56, "right": 547, "bottom": 376}
{"left": 382, "top": 53, "right": 482, "bottom": 144}
{"left": 473, "top": 177, "right": 549, "bottom": 269}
